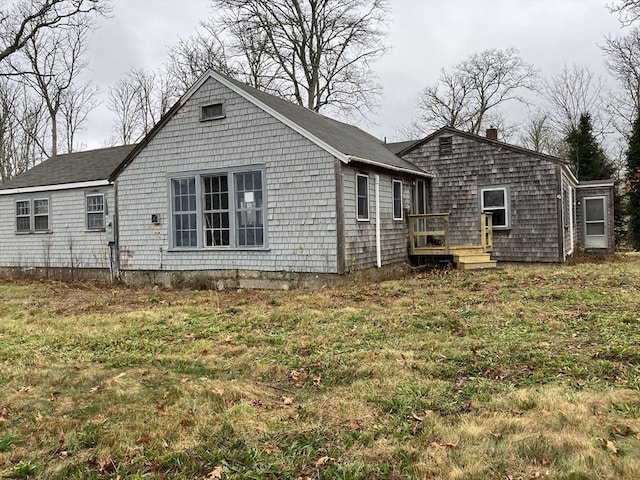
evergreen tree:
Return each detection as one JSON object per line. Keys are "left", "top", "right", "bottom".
{"left": 627, "top": 110, "right": 640, "bottom": 249}
{"left": 565, "top": 113, "right": 616, "bottom": 181}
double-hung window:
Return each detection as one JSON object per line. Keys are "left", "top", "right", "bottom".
{"left": 356, "top": 174, "right": 369, "bottom": 221}
{"left": 170, "top": 167, "right": 266, "bottom": 249}
{"left": 15, "top": 198, "right": 50, "bottom": 233}
{"left": 86, "top": 194, "right": 106, "bottom": 230}
{"left": 392, "top": 179, "right": 403, "bottom": 220}
{"left": 479, "top": 185, "right": 510, "bottom": 229}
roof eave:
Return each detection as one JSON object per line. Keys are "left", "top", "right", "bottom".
{"left": 347, "top": 155, "right": 433, "bottom": 178}
{"left": 0, "top": 179, "right": 111, "bottom": 195}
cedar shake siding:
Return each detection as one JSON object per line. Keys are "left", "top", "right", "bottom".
{"left": 115, "top": 76, "right": 340, "bottom": 274}
{"left": 0, "top": 187, "right": 115, "bottom": 271}
{"left": 342, "top": 165, "right": 413, "bottom": 270}
{"left": 401, "top": 131, "right": 565, "bottom": 263}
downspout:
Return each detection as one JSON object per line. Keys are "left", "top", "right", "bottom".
{"left": 375, "top": 174, "right": 381, "bottom": 268}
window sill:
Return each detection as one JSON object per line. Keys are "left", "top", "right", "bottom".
{"left": 200, "top": 115, "right": 226, "bottom": 122}
{"left": 15, "top": 230, "right": 52, "bottom": 235}
{"left": 356, "top": 218, "right": 370, "bottom": 222}
{"left": 167, "top": 246, "right": 271, "bottom": 253}
{"left": 85, "top": 228, "right": 106, "bottom": 233}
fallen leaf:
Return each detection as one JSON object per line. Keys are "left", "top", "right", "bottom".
{"left": 316, "top": 456, "right": 334, "bottom": 467}
{"left": 430, "top": 441, "right": 458, "bottom": 449}
{"left": 264, "top": 445, "right": 280, "bottom": 454}
{"left": 207, "top": 465, "right": 224, "bottom": 479}
{"left": 410, "top": 412, "right": 424, "bottom": 422}
{"left": 604, "top": 438, "right": 619, "bottom": 454}
{"left": 349, "top": 418, "right": 360, "bottom": 430}
{"left": 282, "top": 396, "right": 294, "bottom": 406}
{"left": 18, "top": 385, "right": 34, "bottom": 393}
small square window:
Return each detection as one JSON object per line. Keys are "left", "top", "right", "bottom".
{"left": 201, "top": 103, "right": 224, "bottom": 121}
{"left": 439, "top": 137, "right": 453, "bottom": 155}
{"left": 479, "top": 185, "right": 510, "bottom": 229}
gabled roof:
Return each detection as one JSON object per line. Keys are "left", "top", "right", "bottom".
{"left": 396, "top": 126, "right": 570, "bottom": 166}
{"left": 0, "top": 144, "right": 137, "bottom": 194}
{"left": 111, "top": 70, "right": 431, "bottom": 180}
{"left": 385, "top": 140, "right": 420, "bottom": 155}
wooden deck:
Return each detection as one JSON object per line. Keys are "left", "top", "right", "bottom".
{"left": 408, "top": 213, "right": 496, "bottom": 270}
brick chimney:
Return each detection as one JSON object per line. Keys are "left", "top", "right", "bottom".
{"left": 486, "top": 127, "right": 498, "bottom": 141}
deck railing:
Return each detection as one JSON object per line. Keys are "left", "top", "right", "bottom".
{"left": 481, "top": 212, "right": 493, "bottom": 252}
{"left": 408, "top": 213, "right": 450, "bottom": 255}
{"left": 408, "top": 212, "right": 494, "bottom": 255}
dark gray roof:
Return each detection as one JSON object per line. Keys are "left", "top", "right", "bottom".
{"left": 0, "top": 144, "right": 137, "bottom": 190}
{"left": 385, "top": 140, "right": 420, "bottom": 155}
{"left": 223, "top": 75, "right": 429, "bottom": 176}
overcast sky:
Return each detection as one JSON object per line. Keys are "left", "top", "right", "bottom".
{"left": 82, "top": 0, "right": 626, "bottom": 149}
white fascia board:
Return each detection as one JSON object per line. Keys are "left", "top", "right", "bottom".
{"left": 347, "top": 155, "right": 433, "bottom": 178}
{"left": 210, "top": 71, "right": 350, "bottom": 163}
{"left": 0, "top": 180, "right": 110, "bottom": 195}
{"left": 576, "top": 181, "right": 615, "bottom": 188}
{"left": 562, "top": 165, "right": 579, "bottom": 186}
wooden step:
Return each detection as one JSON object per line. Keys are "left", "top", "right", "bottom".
{"left": 457, "top": 260, "right": 497, "bottom": 270}
{"left": 453, "top": 250, "right": 497, "bottom": 270}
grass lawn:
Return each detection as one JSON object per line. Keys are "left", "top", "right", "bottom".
{"left": 1, "top": 257, "right": 639, "bottom": 479}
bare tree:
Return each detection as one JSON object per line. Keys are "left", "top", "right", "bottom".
{"left": 107, "top": 68, "right": 177, "bottom": 144}
{"left": 19, "top": 20, "right": 94, "bottom": 156}
{"left": 543, "top": 64, "right": 608, "bottom": 138}
{"left": 166, "top": 0, "right": 388, "bottom": 119}
{"left": 520, "top": 111, "right": 562, "bottom": 155}
{"left": 602, "top": 28, "right": 640, "bottom": 137}
{"left": 0, "top": 0, "right": 110, "bottom": 72}
{"left": 59, "top": 79, "right": 99, "bottom": 152}
{"left": 609, "top": 0, "right": 640, "bottom": 26}
{"left": 0, "top": 80, "right": 47, "bottom": 180}
{"left": 416, "top": 48, "right": 537, "bottom": 135}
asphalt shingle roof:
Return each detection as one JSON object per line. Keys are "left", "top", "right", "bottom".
{"left": 385, "top": 140, "right": 420, "bottom": 155}
{"left": 0, "top": 144, "right": 137, "bottom": 190}
{"left": 223, "top": 75, "right": 429, "bottom": 176}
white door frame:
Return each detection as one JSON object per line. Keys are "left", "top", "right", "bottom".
{"left": 583, "top": 196, "right": 608, "bottom": 249}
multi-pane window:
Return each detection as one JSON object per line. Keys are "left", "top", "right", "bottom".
{"left": 170, "top": 168, "right": 266, "bottom": 249}
{"left": 15, "top": 198, "right": 49, "bottom": 233}
{"left": 392, "top": 180, "right": 403, "bottom": 220}
{"left": 86, "top": 194, "right": 105, "bottom": 230}
{"left": 235, "top": 171, "right": 264, "bottom": 247}
{"left": 203, "top": 175, "right": 230, "bottom": 246}
{"left": 16, "top": 200, "right": 31, "bottom": 233}
{"left": 33, "top": 199, "right": 49, "bottom": 231}
{"left": 356, "top": 174, "right": 369, "bottom": 221}
{"left": 172, "top": 177, "right": 198, "bottom": 247}
{"left": 480, "top": 185, "right": 510, "bottom": 229}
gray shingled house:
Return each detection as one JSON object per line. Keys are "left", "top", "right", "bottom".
{"left": 390, "top": 126, "right": 615, "bottom": 263}
{"left": 0, "top": 145, "right": 135, "bottom": 279}
{"left": 0, "top": 71, "right": 432, "bottom": 286}
{"left": 0, "top": 72, "right": 616, "bottom": 285}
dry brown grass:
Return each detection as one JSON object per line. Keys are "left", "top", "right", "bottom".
{"left": 1, "top": 258, "right": 639, "bottom": 478}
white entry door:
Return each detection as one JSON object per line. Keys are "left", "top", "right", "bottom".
{"left": 583, "top": 196, "right": 608, "bottom": 249}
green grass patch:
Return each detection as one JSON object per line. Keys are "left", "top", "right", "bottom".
{"left": 1, "top": 259, "right": 640, "bottom": 478}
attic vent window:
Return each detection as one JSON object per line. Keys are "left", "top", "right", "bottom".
{"left": 201, "top": 103, "right": 225, "bottom": 121}
{"left": 439, "top": 136, "right": 453, "bottom": 155}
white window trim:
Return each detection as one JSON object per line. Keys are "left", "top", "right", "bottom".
{"left": 15, "top": 197, "right": 51, "bottom": 234}
{"left": 356, "top": 173, "right": 370, "bottom": 221}
{"left": 86, "top": 193, "right": 106, "bottom": 231}
{"left": 167, "top": 165, "right": 268, "bottom": 250}
{"left": 392, "top": 179, "right": 403, "bottom": 220}
{"left": 479, "top": 185, "right": 510, "bottom": 230}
